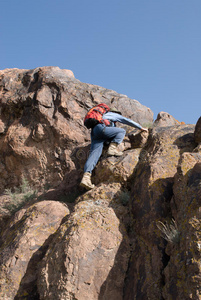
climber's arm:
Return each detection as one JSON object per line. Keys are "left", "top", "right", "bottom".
{"left": 103, "top": 112, "right": 144, "bottom": 130}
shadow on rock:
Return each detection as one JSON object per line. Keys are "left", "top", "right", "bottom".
{"left": 95, "top": 187, "right": 132, "bottom": 300}
{"left": 14, "top": 222, "right": 67, "bottom": 299}
{"left": 173, "top": 132, "right": 196, "bottom": 153}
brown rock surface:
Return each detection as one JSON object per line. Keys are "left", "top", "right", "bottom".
{"left": 0, "top": 200, "right": 70, "bottom": 299}
{"left": 162, "top": 153, "right": 201, "bottom": 299}
{"left": 37, "top": 183, "right": 130, "bottom": 300}
{"left": 127, "top": 129, "right": 149, "bottom": 148}
{"left": 94, "top": 148, "right": 142, "bottom": 185}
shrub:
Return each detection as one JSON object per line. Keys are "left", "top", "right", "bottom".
{"left": 156, "top": 219, "right": 180, "bottom": 244}
{"left": 119, "top": 190, "right": 130, "bottom": 206}
{"left": 3, "top": 177, "right": 37, "bottom": 215}
{"left": 142, "top": 122, "right": 153, "bottom": 129}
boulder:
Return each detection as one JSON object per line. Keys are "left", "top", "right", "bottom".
{"left": 128, "top": 129, "right": 149, "bottom": 148}
{"left": 124, "top": 124, "right": 196, "bottom": 299}
{"left": 37, "top": 183, "right": 130, "bottom": 300}
{"left": 94, "top": 148, "right": 141, "bottom": 185}
{"left": 154, "top": 111, "right": 185, "bottom": 127}
{"left": 162, "top": 153, "right": 201, "bottom": 299}
{"left": 0, "top": 200, "right": 70, "bottom": 299}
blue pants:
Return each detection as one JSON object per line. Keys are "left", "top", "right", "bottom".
{"left": 84, "top": 124, "right": 126, "bottom": 173}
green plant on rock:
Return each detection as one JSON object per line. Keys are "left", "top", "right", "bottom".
{"left": 142, "top": 122, "right": 153, "bottom": 129}
{"left": 20, "top": 176, "right": 31, "bottom": 193}
{"left": 4, "top": 177, "right": 37, "bottom": 215}
{"left": 156, "top": 218, "right": 180, "bottom": 244}
{"left": 119, "top": 190, "right": 130, "bottom": 206}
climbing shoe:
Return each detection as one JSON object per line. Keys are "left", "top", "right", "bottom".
{"left": 107, "top": 142, "right": 123, "bottom": 157}
{"left": 80, "top": 172, "right": 95, "bottom": 190}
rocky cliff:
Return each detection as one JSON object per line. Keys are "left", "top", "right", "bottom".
{"left": 0, "top": 66, "right": 200, "bottom": 300}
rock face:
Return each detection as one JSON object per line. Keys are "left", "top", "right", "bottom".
{"left": 163, "top": 155, "right": 201, "bottom": 299}
{"left": 0, "top": 66, "right": 153, "bottom": 194}
{"left": 0, "top": 66, "right": 201, "bottom": 300}
{"left": 123, "top": 124, "right": 199, "bottom": 300}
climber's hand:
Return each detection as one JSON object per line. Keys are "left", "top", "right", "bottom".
{"left": 141, "top": 127, "right": 148, "bottom": 133}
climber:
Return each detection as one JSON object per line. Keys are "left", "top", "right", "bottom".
{"left": 80, "top": 107, "right": 148, "bottom": 190}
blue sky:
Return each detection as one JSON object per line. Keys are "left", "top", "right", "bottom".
{"left": 1, "top": 0, "right": 201, "bottom": 124}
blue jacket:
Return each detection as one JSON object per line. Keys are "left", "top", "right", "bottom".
{"left": 102, "top": 112, "right": 142, "bottom": 130}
